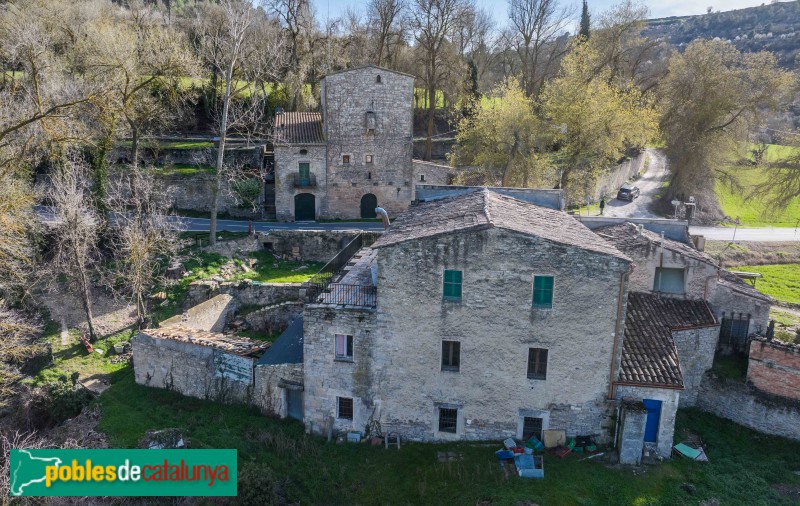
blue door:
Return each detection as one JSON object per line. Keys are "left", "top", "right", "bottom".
{"left": 643, "top": 399, "right": 662, "bottom": 443}
{"left": 287, "top": 389, "right": 303, "bottom": 421}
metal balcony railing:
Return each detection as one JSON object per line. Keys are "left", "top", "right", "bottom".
{"left": 293, "top": 173, "right": 317, "bottom": 188}
{"left": 304, "top": 233, "right": 379, "bottom": 308}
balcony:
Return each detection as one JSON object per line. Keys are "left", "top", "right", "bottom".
{"left": 305, "top": 233, "right": 381, "bottom": 308}
{"left": 293, "top": 173, "right": 317, "bottom": 188}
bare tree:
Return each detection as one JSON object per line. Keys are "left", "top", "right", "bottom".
{"left": 507, "top": 0, "right": 572, "bottom": 98}
{"left": 106, "top": 166, "right": 183, "bottom": 327}
{"left": 268, "top": 0, "right": 317, "bottom": 109}
{"left": 368, "top": 0, "right": 406, "bottom": 67}
{"left": 409, "top": 0, "right": 467, "bottom": 160}
{"left": 0, "top": 303, "right": 44, "bottom": 410}
{"left": 193, "top": 0, "right": 283, "bottom": 245}
{"left": 46, "top": 156, "right": 102, "bottom": 341}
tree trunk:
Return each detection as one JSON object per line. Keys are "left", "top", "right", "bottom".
{"left": 426, "top": 83, "right": 435, "bottom": 161}
{"left": 210, "top": 59, "right": 236, "bottom": 246}
{"left": 74, "top": 249, "right": 97, "bottom": 342}
{"left": 130, "top": 124, "right": 139, "bottom": 170}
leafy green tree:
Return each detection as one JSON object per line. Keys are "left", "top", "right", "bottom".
{"left": 541, "top": 42, "right": 658, "bottom": 203}
{"left": 658, "top": 39, "right": 795, "bottom": 217}
{"left": 453, "top": 78, "right": 551, "bottom": 187}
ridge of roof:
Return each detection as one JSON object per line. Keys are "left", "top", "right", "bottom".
{"left": 372, "top": 189, "right": 631, "bottom": 261}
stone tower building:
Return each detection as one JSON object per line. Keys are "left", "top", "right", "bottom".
{"left": 272, "top": 65, "right": 415, "bottom": 221}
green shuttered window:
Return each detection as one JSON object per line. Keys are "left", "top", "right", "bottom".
{"left": 533, "top": 276, "right": 554, "bottom": 308}
{"left": 443, "top": 269, "right": 463, "bottom": 301}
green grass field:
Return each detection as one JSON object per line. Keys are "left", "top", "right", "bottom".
{"left": 717, "top": 144, "right": 800, "bottom": 227}
{"left": 95, "top": 369, "right": 800, "bottom": 505}
{"left": 732, "top": 264, "right": 800, "bottom": 304}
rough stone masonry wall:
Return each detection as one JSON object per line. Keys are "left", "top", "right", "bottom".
{"left": 185, "top": 280, "right": 302, "bottom": 308}
{"left": 132, "top": 333, "right": 254, "bottom": 404}
{"left": 592, "top": 151, "right": 646, "bottom": 202}
{"left": 260, "top": 230, "right": 360, "bottom": 262}
{"left": 274, "top": 144, "right": 328, "bottom": 222}
{"left": 245, "top": 302, "right": 303, "bottom": 334}
{"left": 673, "top": 326, "right": 720, "bottom": 407}
{"left": 696, "top": 373, "right": 800, "bottom": 441}
{"left": 153, "top": 173, "right": 261, "bottom": 218}
{"left": 412, "top": 160, "right": 451, "bottom": 190}
{"left": 161, "top": 294, "right": 236, "bottom": 332}
{"left": 748, "top": 338, "right": 800, "bottom": 400}
{"left": 615, "top": 385, "right": 680, "bottom": 458}
{"left": 303, "top": 306, "right": 379, "bottom": 436}
{"left": 322, "top": 68, "right": 415, "bottom": 219}
{"left": 254, "top": 363, "right": 304, "bottom": 418}
{"left": 366, "top": 227, "right": 630, "bottom": 442}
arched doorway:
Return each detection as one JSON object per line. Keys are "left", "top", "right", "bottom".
{"left": 295, "top": 193, "right": 315, "bottom": 221}
{"left": 360, "top": 193, "right": 378, "bottom": 219}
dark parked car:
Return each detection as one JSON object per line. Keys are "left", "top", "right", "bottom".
{"left": 616, "top": 184, "right": 640, "bottom": 201}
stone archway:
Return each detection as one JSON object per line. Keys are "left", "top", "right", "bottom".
{"left": 360, "top": 193, "right": 378, "bottom": 219}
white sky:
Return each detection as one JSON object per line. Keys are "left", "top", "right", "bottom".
{"left": 313, "top": 0, "right": 788, "bottom": 27}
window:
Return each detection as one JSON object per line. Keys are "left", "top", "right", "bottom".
{"left": 367, "top": 172, "right": 372, "bottom": 180}
{"left": 342, "top": 154, "right": 351, "bottom": 164}
{"left": 376, "top": 74, "right": 382, "bottom": 83}
{"left": 527, "top": 348, "right": 548, "bottom": 380}
{"left": 337, "top": 397, "right": 353, "bottom": 420}
{"left": 365, "top": 154, "right": 374, "bottom": 164}
{"left": 420, "top": 174, "right": 426, "bottom": 182}
{"left": 299, "top": 148, "right": 308, "bottom": 155}
{"left": 438, "top": 408, "right": 457, "bottom": 433}
{"left": 443, "top": 270, "right": 463, "bottom": 301}
{"left": 335, "top": 334, "right": 353, "bottom": 360}
{"left": 653, "top": 267, "right": 685, "bottom": 294}
{"left": 522, "top": 417, "right": 543, "bottom": 442}
{"left": 298, "top": 162, "right": 310, "bottom": 185}
{"left": 533, "top": 276, "right": 554, "bottom": 308}
{"left": 720, "top": 313, "right": 751, "bottom": 351}
{"left": 441, "top": 341, "right": 460, "bottom": 371}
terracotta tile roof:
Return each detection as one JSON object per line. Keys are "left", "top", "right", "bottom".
{"left": 618, "top": 293, "right": 718, "bottom": 389}
{"left": 273, "top": 112, "right": 324, "bottom": 145}
{"left": 372, "top": 189, "right": 631, "bottom": 261}
{"left": 594, "top": 223, "right": 771, "bottom": 302}
{"left": 144, "top": 325, "right": 270, "bottom": 357}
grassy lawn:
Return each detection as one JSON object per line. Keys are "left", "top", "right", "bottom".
{"left": 704, "top": 241, "right": 800, "bottom": 267}
{"left": 118, "top": 140, "right": 215, "bottom": 150}
{"left": 717, "top": 144, "right": 800, "bottom": 227}
{"left": 96, "top": 369, "right": 800, "bottom": 505}
{"left": 731, "top": 264, "right": 800, "bottom": 304}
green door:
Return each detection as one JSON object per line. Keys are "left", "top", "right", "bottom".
{"left": 294, "top": 193, "right": 315, "bottom": 221}
{"left": 298, "top": 162, "right": 310, "bottom": 186}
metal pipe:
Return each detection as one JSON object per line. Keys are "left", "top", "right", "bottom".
{"left": 608, "top": 270, "right": 629, "bottom": 400}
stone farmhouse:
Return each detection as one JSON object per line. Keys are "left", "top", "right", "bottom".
{"left": 132, "top": 188, "right": 782, "bottom": 463}
{"left": 269, "top": 65, "right": 450, "bottom": 222}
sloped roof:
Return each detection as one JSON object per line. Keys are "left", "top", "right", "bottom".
{"left": 273, "top": 112, "right": 324, "bottom": 145}
{"left": 323, "top": 64, "right": 416, "bottom": 80}
{"left": 257, "top": 317, "right": 303, "bottom": 366}
{"left": 143, "top": 326, "right": 270, "bottom": 357}
{"left": 618, "top": 292, "right": 718, "bottom": 389}
{"left": 372, "top": 189, "right": 631, "bottom": 261}
{"left": 594, "top": 222, "right": 771, "bottom": 303}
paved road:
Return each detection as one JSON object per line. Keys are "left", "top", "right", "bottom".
{"left": 603, "top": 148, "right": 667, "bottom": 219}
{"left": 179, "top": 216, "right": 385, "bottom": 232}
{"left": 688, "top": 226, "right": 800, "bottom": 242}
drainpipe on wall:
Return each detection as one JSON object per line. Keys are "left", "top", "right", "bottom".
{"left": 608, "top": 269, "right": 630, "bottom": 400}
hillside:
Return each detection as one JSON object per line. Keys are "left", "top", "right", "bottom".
{"left": 645, "top": 1, "right": 800, "bottom": 69}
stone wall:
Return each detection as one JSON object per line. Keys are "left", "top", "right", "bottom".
{"left": 696, "top": 373, "right": 800, "bottom": 441}
{"left": 592, "top": 151, "right": 647, "bottom": 202}
{"left": 132, "top": 332, "right": 254, "bottom": 403}
{"left": 303, "top": 306, "right": 379, "bottom": 436}
{"left": 245, "top": 302, "right": 303, "bottom": 333}
{"left": 112, "top": 145, "right": 262, "bottom": 169}
{"left": 274, "top": 144, "right": 328, "bottom": 222}
{"left": 618, "top": 401, "right": 646, "bottom": 465}
{"left": 412, "top": 160, "right": 452, "bottom": 191}
{"left": 615, "top": 385, "right": 680, "bottom": 458}
{"left": 161, "top": 294, "right": 236, "bottom": 333}
{"left": 186, "top": 280, "right": 302, "bottom": 308}
{"left": 254, "top": 363, "right": 304, "bottom": 417}
{"left": 301, "top": 227, "right": 632, "bottom": 441}
{"left": 576, "top": 217, "right": 689, "bottom": 242}
{"left": 322, "top": 67, "right": 415, "bottom": 219}
{"left": 673, "top": 326, "right": 720, "bottom": 407}
{"left": 748, "top": 338, "right": 800, "bottom": 400}
{"left": 260, "top": 230, "right": 361, "bottom": 262}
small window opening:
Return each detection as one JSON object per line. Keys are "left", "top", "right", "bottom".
{"left": 420, "top": 174, "right": 426, "bottom": 182}
{"left": 367, "top": 172, "right": 372, "bottom": 180}
{"left": 299, "top": 149, "right": 308, "bottom": 155}
{"left": 376, "top": 74, "right": 382, "bottom": 83}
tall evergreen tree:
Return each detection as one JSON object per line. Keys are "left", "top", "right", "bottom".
{"left": 579, "top": 0, "right": 590, "bottom": 39}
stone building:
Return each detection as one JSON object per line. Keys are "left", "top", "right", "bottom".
{"left": 594, "top": 222, "right": 771, "bottom": 353}
{"left": 302, "top": 189, "right": 636, "bottom": 443}
{"left": 272, "top": 65, "right": 416, "bottom": 221}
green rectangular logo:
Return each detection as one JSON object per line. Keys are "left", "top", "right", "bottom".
{"left": 9, "top": 449, "right": 237, "bottom": 496}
